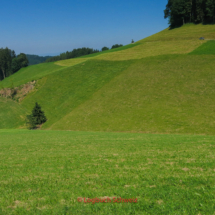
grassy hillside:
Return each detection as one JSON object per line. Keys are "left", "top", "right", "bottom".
{"left": 51, "top": 54, "right": 215, "bottom": 134}
{"left": 0, "top": 130, "right": 214, "bottom": 214}
{"left": 189, "top": 40, "right": 215, "bottom": 55}
{"left": 0, "top": 62, "right": 64, "bottom": 88}
{"left": 21, "top": 60, "right": 133, "bottom": 128}
{"left": 1, "top": 24, "right": 215, "bottom": 134}
{"left": 0, "top": 97, "right": 26, "bottom": 129}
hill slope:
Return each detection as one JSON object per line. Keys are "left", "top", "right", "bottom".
{"left": 0, "top": 97, "right": 26, "bottom": 129}
{"left": 1, "top": 24, "right": 215, "bottom": 134}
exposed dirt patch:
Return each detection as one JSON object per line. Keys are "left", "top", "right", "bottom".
{"left": 0, "top": 81, "right": 36, "bottom": 102}
{"left": 182, "top": 168, "right": 190, "bottom": 171}
{"left": 157, "top": 199, "right": 164, "bottom": 205}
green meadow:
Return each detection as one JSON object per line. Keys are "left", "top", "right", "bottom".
{"left": 1, "top": 24, "right": 215, "bottom": 214}
{"left": 0, "top": 130, "right": 214, "bottom": 214}
{"left": 189, "top": 40, "right": 215, "bottom": 55}
{"left": 0, "top": 97, "right": 26, "bottom": 129}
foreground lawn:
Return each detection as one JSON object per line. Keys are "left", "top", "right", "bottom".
{"left": 0, "top": 130, "right": 214, "bottom": 214}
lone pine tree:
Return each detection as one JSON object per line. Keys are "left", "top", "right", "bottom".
{"left": 26, "top": 102, "right": 47, "bottom": 129}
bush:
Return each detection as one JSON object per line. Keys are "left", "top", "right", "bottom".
{"left": 102, "top": 46, "right": 109, "bottom": 51}
{"left": 111, "top": 44, "right": 123, "bottom": 49}
{"left": 26, "top": 102, "right": 47, "bottom": 129}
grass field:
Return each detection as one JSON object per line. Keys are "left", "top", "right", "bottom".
{"left": 0, "top": 23, "right": 215, "bottom": 215}
{"left": 50, "top": 54, "right": 215, "bottom": 134}
{"left": 189, "top": 40, "right": 215, "bottom": 55}
{"left": 0, "top": 130, "right": 214, "bottom": 214}
{"left": 0, "top": 97, "right": 26, "bottom": 129}
{"left": 0, "top": 63, "right": 64, "bottom": 88}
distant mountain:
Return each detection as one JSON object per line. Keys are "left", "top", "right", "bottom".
{"left": 26, "top": 54, "right": 52, "bottom": 65}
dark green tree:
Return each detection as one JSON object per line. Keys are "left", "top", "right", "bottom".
{"left": 26, "top": 103, "right": 47, "bottom": 129}
{"left": 164, "top": 0, "right": 215, "bottom": 27}
{"left": 0, "top": 48, "right": 29, "bottom": 81}
{"left": 17, "top": 53, "right": 28, "bottom": 68}
{"left": 11, "top": 53, "right": 29, "bottom": 74}
{"left": 206, "top": 0, "right": 215, "bottom": 22}
{"left": 0, "top": 47, "right": 15, "bottom": 80}
{"left": 111, "top": 44, "right": 123, "bottom": 49}
{"left": 31, "top": 102, "right": 47, "bottom": 125}
{"left": 102, "top": 46, "right": 109, "bottom": 51}
{"left": 11, "top": 58, "right": 21, "bottom": 74}
{"left": 195, "top": 0, "right": 206, "bottom": 22}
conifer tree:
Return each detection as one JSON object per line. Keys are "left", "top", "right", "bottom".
{"left": 31, "top": 102, "right": 47, "bottom": 125}
{"left": 26, "top": 102, "right": 47, "bottom": 129}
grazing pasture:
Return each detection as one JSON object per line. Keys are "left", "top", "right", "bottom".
{"left": 0, "top": 130, "right": 214, "bottom": 214}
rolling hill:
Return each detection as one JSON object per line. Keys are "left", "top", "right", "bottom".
{"left": 1, "top": 23, "right": 215, "bottom": 134}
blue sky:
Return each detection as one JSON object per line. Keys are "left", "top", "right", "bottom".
{"left": 1, "top": 0, "right": 168, "bottom": 56}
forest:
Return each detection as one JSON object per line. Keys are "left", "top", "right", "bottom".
{"left": 164, "top": 0, "right": 215, "bottom": 27}
{"left": 0, "top": 48, "right": 28, "bottom": 81}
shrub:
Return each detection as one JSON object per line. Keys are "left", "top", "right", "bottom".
{"left": 102, "top": 46, "right": 109, "bottom": 51}
{"left": 111, "top": 44, "right": 123, "bottom": 49}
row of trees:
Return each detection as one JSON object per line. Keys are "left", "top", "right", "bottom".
{"left": 102, "top": 44, "right": 123, "bottom": 51}
{"left": 0, "top": 47, "right": 28, "bottom": 81}
{"left": 45, "top": 44, "right": 124, "bottom": 63}
{"left": 164, "top": 0, "right": 215, "bottom": 28}
{"left": 45, "top": 47, "right": 100, "bottom": 62}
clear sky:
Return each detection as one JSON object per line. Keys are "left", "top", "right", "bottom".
{"left": 1, "top": 0, "right": 168, "bottom": 56}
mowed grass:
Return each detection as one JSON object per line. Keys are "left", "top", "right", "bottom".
{"left": 94, "top": 40, "right": 204, "bottom": 61}
{"left": 0, "top": 130, "right": 214, "bottom": 214}
{"left": 51, "top": 54, "right": 215, "bottom": 135}
{"left": 189, "top": 40, "right": 215, "bottom": 55}
{"left": 138, "top": 23, "right": 215, "bottom": 42}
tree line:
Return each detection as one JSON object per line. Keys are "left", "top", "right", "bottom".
{"left": 0, "top": 47, "right": 28, "bottom": 81}
{"left": 45, "top": 47, "right": 100, "bottom": 62}
{"left": 26, "top": 54, "right": 52, "bottom": 65}
{"left": 45, "top": 44, "right": 123, "bottom": 63}
{"left": 164, "top": 0, "right": 215, "bottom": 28}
